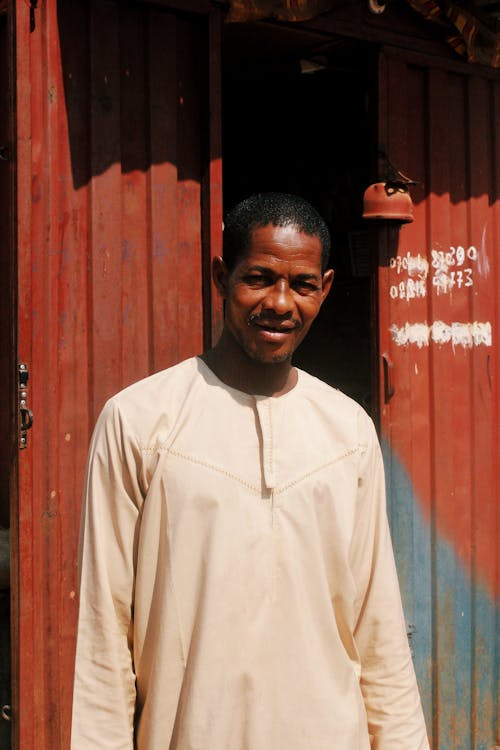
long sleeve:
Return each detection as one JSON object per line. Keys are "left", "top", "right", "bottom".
{"left": 351, "top": 415, "right": 429, "bottom": 749}
{"left": 71, "top": 399, "right": 144, "bottom": 750}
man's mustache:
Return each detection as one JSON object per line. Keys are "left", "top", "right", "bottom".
{"left": 247, "top": 312, "right": 301, "bottom": 329}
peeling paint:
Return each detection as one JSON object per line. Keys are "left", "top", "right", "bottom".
{"left": 389, "top": 321, "right": 492, "bottom": 348}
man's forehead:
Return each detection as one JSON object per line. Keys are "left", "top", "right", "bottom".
{"left": 241, "top": 224, "right": 322, "bottom": 263}
{"left": 249, "top": 222, "right": 305, "bottom": 241}
{"left": 242, "top": 263, "right": 321, "bottom": 281}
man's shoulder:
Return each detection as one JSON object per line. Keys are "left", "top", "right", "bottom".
{"left": 95, "top": 357, "right": 202, "bottom": 445}
{"left": 110, "top": 356, "right": 199, "bottom": 406}
{"left": 296, "top": 368, "right": 376, "bottom": 443}
{"left": 297, "top": 368, "right": 365, "bottom": 414}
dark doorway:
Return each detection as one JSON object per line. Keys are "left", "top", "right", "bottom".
{"left": 222, "top": 22, "right": 377, "bottom": 413}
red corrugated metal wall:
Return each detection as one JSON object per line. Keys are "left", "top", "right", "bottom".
{"left": 10, "top": 2, "right": 499, "bottom": 746}
{"left": 378, "top": 49, "right": 499, "bottom": 749}
{"left": 13, "top": 1, "right": 222, "bottom": 747}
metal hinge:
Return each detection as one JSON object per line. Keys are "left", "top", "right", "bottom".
{"left": 19, "top": 363, "right": 34, "bottom": 450}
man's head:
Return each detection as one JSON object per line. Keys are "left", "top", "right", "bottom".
{"left": 222, "top": 192, "right": 331, "bottom": 273}
{"left": 213, "top": 193, "right": 334, "bottom": 366}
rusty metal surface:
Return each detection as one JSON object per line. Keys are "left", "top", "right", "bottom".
{"left": 378, "top": 50, "right": 499, "bottom": 749}
{"left": 14, "top": 1, "right": 222, "bottom": 747}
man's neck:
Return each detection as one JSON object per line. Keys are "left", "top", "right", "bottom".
{"left": 201, "top": 331, "right": 298, "bottom": 398}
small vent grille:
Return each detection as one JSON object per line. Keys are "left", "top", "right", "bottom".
{"left": 348, "top": 231, "right": 370, "bottom": 277}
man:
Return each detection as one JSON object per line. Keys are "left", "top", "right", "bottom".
{"left": 71, "top": 193, "right": 429, "bottom": 749}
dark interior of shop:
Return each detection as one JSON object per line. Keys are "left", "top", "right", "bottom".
{"left": 222, "top": 21, "right": 378, "bottom": 413}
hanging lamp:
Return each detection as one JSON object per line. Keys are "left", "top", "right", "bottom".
{"left": 363, "top": 152, "right": 416, "bottom": 223}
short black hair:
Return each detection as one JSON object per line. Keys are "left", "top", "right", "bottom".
{"left": 223, "top": 192, "right": 331, "bottom": 272}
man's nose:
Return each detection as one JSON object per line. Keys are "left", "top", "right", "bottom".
{"left": 262, "top": 279, "right": 293, "bottom": 315}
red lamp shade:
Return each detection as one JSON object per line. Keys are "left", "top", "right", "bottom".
{"left": 362, "top": 181, "right": 414, "bottom": 223}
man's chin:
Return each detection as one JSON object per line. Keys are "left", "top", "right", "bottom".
{"left": 244, "top": 346, "right": 294, "bottom": 365}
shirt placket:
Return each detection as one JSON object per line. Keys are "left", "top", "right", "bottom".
{"left": 254, "top": 397, "right": 277, "bottom": 521}
{"left": 255, "top": 397, "right": 281, "bottom": 603}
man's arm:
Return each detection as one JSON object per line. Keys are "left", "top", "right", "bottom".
{"left": 351, "top": 414, "right": 429, "bottom": 750}
{"left": 71, "top": 399, "right": 144, "bottom": 749}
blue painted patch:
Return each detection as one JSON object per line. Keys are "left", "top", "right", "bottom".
{"left": 382, "top": 442, "right": 498, "bottom": 749}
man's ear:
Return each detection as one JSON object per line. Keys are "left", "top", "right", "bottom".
{"left": 320, "top": 268, "right": 334, "bottom": 303}
{"left": 212, "top": 256, "right": 230, "bottom": 298}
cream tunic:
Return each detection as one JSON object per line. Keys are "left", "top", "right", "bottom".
{"left": 71, "top": 357, "right": 429, "bottom": 750}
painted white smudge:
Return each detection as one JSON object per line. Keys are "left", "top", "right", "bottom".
{"left": 477, "top": 223, "right": 490, "bottom": 278}
{"left": 389, "top": 321, "right": 492, "bottom": 349}
{"left": 434, "top": 321, "right": 453, "bottom": 344}
{"left": 390, "top": 253, "right": 429, "bottom": 279}
{"left": 469, "top": 321, "right": 492, "bottom": 346}
{"left": 407, "top": 254, "right": 429, "bottom": 278}
{"left": 390, "top": 323, "right": 431, "bottom": 348}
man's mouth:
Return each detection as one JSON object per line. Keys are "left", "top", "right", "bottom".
{"left": 256, "top": 322, "right": 296, "bottom": 332}
{"left": 247, "top": 315, "right": 301, "bottom": 345}
{"left": 247, "top": 314, "right": 301, "bottom": 337}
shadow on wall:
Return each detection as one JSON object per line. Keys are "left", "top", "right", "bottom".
{"left": 57, "top": 0, "right": 208, "bottom": 190}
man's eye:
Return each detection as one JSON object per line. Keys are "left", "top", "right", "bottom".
{"left": 244, "top": 275, "right": 269, "bottom": 286}
{"left": 294, "top": 281, "right": 319, "bottom": 293}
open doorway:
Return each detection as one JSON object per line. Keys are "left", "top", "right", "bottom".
{"left": 222, "top": 21, "right": 378, "bottom": 414}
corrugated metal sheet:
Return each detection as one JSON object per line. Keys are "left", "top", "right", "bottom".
{"left": 378, "top": 49, "right": 499, "bottom": 749}
{"left": 14, "top": 1, "right": 221, "bottom": 747}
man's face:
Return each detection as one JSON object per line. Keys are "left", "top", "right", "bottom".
{"left": 215, "top": 224, "right": 334, "bottom": 364}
